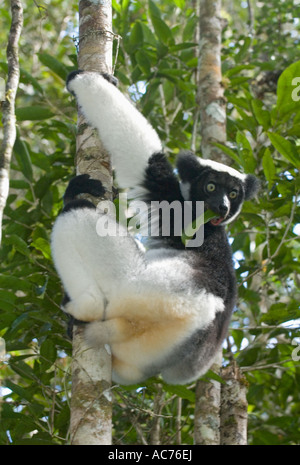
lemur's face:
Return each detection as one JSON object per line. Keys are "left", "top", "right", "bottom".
{"left": 177, "top": 153, "right": 259, "bottom": 227}
{"left": 191, "top": 170, "right": 245, "bottom": 226}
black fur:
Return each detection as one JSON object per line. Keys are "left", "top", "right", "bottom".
{"left": 244, "top": 174, "right": 260, "bottom": 200}
{"left": 138, "top": 154, "right": 238, "bottom": 378}
{"left": 63, "top": 174, "right": 105, "bottom": 212}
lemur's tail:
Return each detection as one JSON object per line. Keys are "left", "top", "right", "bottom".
{"left": 63, "top": 174, "right": 105, "bottom": 212}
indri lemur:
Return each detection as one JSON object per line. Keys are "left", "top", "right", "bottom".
{"left": 51, "top": 71, "right": 259, "bottom": 385}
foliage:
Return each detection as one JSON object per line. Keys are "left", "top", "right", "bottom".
{"left": 0, "top": 0, "right": 299, "bottom": 445}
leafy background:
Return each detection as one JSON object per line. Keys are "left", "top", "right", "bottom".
{"left": 0, "top": 0, "right": 299, "bottom": 445}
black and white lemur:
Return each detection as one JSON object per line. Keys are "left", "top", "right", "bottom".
{"left": 51, "top": 71, "right": 259, "bottom": 385}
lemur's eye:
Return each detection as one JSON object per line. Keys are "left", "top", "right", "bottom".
{"left": 229, "top": 190, "right": 238, "bottom": 199}
{"left": 206, "top": 183, "right": 216, "bottom": 192}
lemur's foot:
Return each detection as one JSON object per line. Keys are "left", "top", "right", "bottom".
{"left": 100, "top": 72, "right": 118, "bottom": 87}
{"left": 64, "top": 288, "right": 106, "bottom": 322}
{"left": 64, "top": 174, "right": 105, "bottom": 203}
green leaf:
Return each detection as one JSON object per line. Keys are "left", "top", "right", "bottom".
{"left": 181, "top": 209, "right": 216, "bottom": 246}
{"left": 251, "top": 99, "right": 270, "bottom": 130}
{"left": 140, "top": 23, "right": 157, "bottom": 46}
{"left": 236, "top": 131, "right": 256, "bottom": 172}
{"left": 202, "top": 369, "right": 226, "bottom": 384}
{"left": 20, "top": 68, "right": 44, "bottom": 94}
{"left": 9, "top": 179, "right": 30, "bottom": 189}
{"left": 277, "top": 60, "right": 300, "bottom": 109}
{"left": 0, "top": 62, "right": 44, "bottom": 94}
{"left": 10, "top": 359, "right": 37, "bottom": 381}
{"left": 0, "top": 275, "right": 32, "bottom": 292}
{"left": 234, "top": 36, "right": 252, "bottom": 62}
{"left": 173, "top": 0, "right": 185, "bottom": 8}
{"left": 183, "top": 15, "right": 197, "bottom": 41}
{"left": 31, "top": 237, "right": 51, "bottom": 260}
{"left": 213, "top": 142, "right": 241, "bottom": 165}
{"left": 112, "top": 0, "right": 121, "bottom": 12}
{"left": 148, "top": 0, "right": 161, "bottom": 18}
{"left": 5, "top": 234, "right": 30, "bottom": 257}
{"left": 225, "top": 64, "right": 255, "bottom": 77}
{"left": 130, "top": 21, "right": 143, "bottom": 47}
{"left": 262, "top": 148, "right": 276, "bottom": 186}
{"left": 267, "top": 132, "right": 299, "bottom": 168}
{"left": 38, "top": 53, "right": 68, "bottom": 80}
{"left": 149, "top": 1, "right": 173, "bottom": 45}
{"left": 40, "top": 339, "right": 57, "bottom": 368}
{"left": 151, "top": 16, "right": 173, "bottom": 45}
{"left": 169, "top": 42, "right": 197, "bottom": 52}
{"left": 16, "top": 106, "right": 54, "bottom": 121}
{"left": 5, "top": 380, "right": 33, "bottom": 402}
{"left": 261, "top": 303, "right": 300, "bottom": 325}
{"left": 135, "top": 50, "right": 151, "bottom": 74}
{"left": 13, "top": 136, "right": 33, "bottom": 181}
{"left": 162, "top": 383, "right": 195, "bottom": 402}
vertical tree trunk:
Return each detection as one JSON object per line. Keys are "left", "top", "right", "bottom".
{"left": 70, "top": 0, "right": 113, "bottom": 445}
{"left": 197, "top": 0, "right": 227, "bottom": 163}
{"left": 194, "top": 0, "right": 225, "bottom": 445}
{"left": 0, "top": 0, "right": 23, "bottom": 245}
{"left": 220, "top": 363, "right": 248, "bottom": 445}
{"left": 194, "top": 0, "right": 248, "bottom": 445}
{"left": 194, "top": 353, "right": 222, "bottom": 445}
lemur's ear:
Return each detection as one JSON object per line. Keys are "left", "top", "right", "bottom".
{"left": 176, "top": 151, "right": 201, "bottom": 183}
{"left": 244, "top": 174, "right": 260, "bottom": 200}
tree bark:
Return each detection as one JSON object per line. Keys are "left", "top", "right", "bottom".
{"left": 0, "top": 0, "right": 23, "bottom": 245}
{"left": 194, "top": 353, "right": 222, "bottom": 445}
{"left": 197, "top": 0, "right": 227, "bottom": 163}
{"left": 70, "top": 0, "right": 113, "bottom": 445}
{"left": 220, "top": 363, "right": 248, "bottom": 445}
{"left": 194, "top": 0, "right": 225, "bottom": 445}
{"left": 194, "top": 0, "right": 237, "bottom": 445}
{"left": 194, "top": 1, "right": 248, "bottom": 446}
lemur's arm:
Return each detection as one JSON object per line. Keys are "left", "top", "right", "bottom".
{"left": 67, "top": 71, "right": 162, "bottom": 189}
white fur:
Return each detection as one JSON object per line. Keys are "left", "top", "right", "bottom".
{"left": 221, "top": 203, "right": 242, "bottom": 225}
{"left": 68, "top": 73, "right": 162, "bottom": 188}
{"left": 51, "top": 207, "right": 224, "bottom": 384}
{"left": 198, "top": 158, "right": 247, "bottom": 181}
{"left": 179, "top": 182, "right": 191, "bottom": 201}
{"left": 51, "top": 208, "right": 145, "bottom": 320}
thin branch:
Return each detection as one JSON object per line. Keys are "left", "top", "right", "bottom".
{"left": 0, "top": 0, "right": 23, "bottom": 245}
{"left": 247, "top": 0, "right": 254, "bottom": 36}
{"left": 241, "top": 358, "right": 297, "bottom": 373}
{"left": 175, "top": 397, "right": 182, "bottom": 445}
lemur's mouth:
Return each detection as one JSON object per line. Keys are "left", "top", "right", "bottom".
{"left": 210, "top": 217, "right": 224, "bottom": 226}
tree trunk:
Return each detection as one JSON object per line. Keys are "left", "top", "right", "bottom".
{"left": 194, "top": 353, "right": 222, "bottom": 445}
{"left": 220, "top": 363, "right": 248, "bottom": 445}
{"left": 194, "top": 0, "right": 225, "bottom": 445}
{"left": 0, "top": 0, "right": 23, "bottom": 245}
{"left": 194, "top": 0, "right": 248, "bottom": 445}
{"left": 70, "top": 0, "right": 113, "bottom": 445}
{"left": 197, "top": 0, "right": 227, "bottom": 163}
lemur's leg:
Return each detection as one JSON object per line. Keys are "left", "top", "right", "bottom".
{"left": 66, "top": 71, "right": 162, "bottom": 189}
{"left": 51, "top": 204, "right": 146, "bottom": 322}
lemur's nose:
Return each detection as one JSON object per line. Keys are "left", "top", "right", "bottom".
{"left": 219, "top": 203, "right": 229, "bottom": 217}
